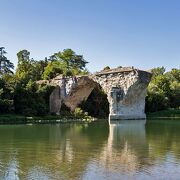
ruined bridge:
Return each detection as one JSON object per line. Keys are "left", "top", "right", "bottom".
{"left": 43, "top": 67, "right": 152, "bottom": 120}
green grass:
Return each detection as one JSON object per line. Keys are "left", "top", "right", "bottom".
{"left": 147, "top": 109, "right": 180, "bottom": 118}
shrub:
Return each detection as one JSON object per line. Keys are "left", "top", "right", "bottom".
{"left": 0, "top": 99, "right": 14, "bottom": 113}
{"left": 73, "top": 108, "right": 88, "bottom": 118}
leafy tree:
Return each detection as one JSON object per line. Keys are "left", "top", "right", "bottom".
{"left": 43, "top": 49, "right": 88, "bottom": 79}
{"left": 32, "top": 59, "right": 48, "bottom": 80}
{"left": 16, "top": 50, "right": 32, "bottom": 79}
{"left": 166, "top": 68, "right": 180, "bottom": 108}
{"left": 165, "top": 68, "right": 180, "bottom": 82}
{"left": 14, "top": 80, "right": 54, "bottom": 115}
{"left": 0, "top": 74, "right": 15, "bottom": 113}
{"left": 146, "top": 83, "right": 169, "bottom": 112}
{"left": 0, "top": 47, "right": 14, "bottom": 75}
{"left": 53, "top": 49, "right": 88, "bottom": 71}
{"left": 14, "top": 50, "right": 52, "bottom": 115}
{"left": 42, "top": 60, "right": 64, "bottom": 80}
{"left": 146, "top": 67, "right": 180, "bottom": 112}
{"left": 16, "top": 50, "right": 47, "bottom": 81}
{"left": 150, "top": 66, "right": 165, "bottom": 79}
{"left": 152, "top": 75, "right": 171, "bottom": 95}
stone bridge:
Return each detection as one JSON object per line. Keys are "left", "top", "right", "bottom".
{"left": 40, "top": 67, "right": 152, "bottom": 120}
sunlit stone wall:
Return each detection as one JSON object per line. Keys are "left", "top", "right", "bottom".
{"left": 46, "top": 67, "right": 152, "bottom": 119}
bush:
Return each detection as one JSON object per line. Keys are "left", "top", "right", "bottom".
{"left": 146, "top": 90, "right": 169, "bottom": 112}
{"left": 146, "top": 68, "right": 180, "bottom": 112}
{"left": 14, "top": 81, "right": 54, "bottom": 116}
{"left": 73, "top": 108, "right": 88, "bottom": 118}
{"left": 0, "top": 99, "right": 14, "bottom": 113}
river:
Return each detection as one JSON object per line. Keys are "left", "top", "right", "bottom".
{"left": 0, "top": 119, "right": 180, "bottom": 180}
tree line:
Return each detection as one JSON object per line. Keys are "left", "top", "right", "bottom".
{"left": 0, "top": 47, "right": 88, "bottom": 116}
{"left": 0, "top": 47, "right": 179, "bottom": 117}
{"left": 145, "top": 67, "right": 180, "bottom": 112}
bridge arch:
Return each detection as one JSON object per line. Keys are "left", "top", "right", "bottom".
{"left": 49, "top": 67, "right": 152, "bottom": 119}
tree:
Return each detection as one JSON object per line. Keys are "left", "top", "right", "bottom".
{"left": 166, "top": 68, "right": 180, "bottom": 108}
{"left": 165, "top": 68, "right": 180, "bottom": 82}
{"left": 14, "top": 80, "right": 54, "bottom": 115}
{"left": 43, "top": 49, "right": 89, "bottom": 79}
{"left": 150, "top": 67, "right": 165, "bottom": 79}
{"left": 0, "top": 73, "right": 15, "bottom": 113}
{"left": 51, "top": 49, "right": 88, "bottom": 73}
{"left": 31, "top": 59, "right": 48, "bottom": 80}
{"left": 16, "top": 50, "right": 47, "bottom": 81}
{"left": 146, "top": 67, "right": 180, "bottom": 112}
{"left": 42, "top": 60, "right": 64, "bottom": 80}
{"left": 16, "top": 50, "right": 32, "bottom": 79}
{"left": 0, "top": 47, "right": 14, "bottom": 75}
{"left": 14, "top": 50, "right": 52, "bottom": 115}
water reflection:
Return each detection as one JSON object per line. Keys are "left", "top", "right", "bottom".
{"left": 0, "top": 123, "right": 109, "bottom": 179}
{"left": 0, "top": 119, "right": 180, "bottom": 179}
{"left": 146, "top": 120, "right": 180, "bottom": 161}
{"left": 99, "top": 120, "right": 147, "bottom": 176}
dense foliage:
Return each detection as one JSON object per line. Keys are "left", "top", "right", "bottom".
{"left": 0, "top": 47, "right": 179, "bottom": 118}
{"left": 0, "top": 47, "right": 14, "bottom": 75}
{"left": 0, "top": 47, "right": 88, "bottom": 116}
{"left": 145, "top": 67, "right": 180, "bottom": 112}
{"left": 43, "top": 49, "right": 88, "bottom": 79}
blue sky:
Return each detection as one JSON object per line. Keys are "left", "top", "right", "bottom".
{"left": 0, "top": 0, "right": 179, "bottom": 72}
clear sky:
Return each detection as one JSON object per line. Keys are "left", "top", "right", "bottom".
{"left": 0, "top": 0, "right": 179, "bottom": 72}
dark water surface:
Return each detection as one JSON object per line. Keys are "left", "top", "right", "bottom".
{"left": 0, "top": 119, "right": 180, "bottom": 180}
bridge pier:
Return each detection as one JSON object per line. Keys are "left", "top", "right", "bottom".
{"left": 109, "top": 114, "right": 146, "bottom": 120}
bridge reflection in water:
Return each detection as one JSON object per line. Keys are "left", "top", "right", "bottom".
{"left": 97, "top": 120, "right": 148, "bottom": 176}
{"left": 0, "top": 121, "right": 149, "bottom": 179}
{"left": 1, "top": 119, "right": 180, "bottom": 179}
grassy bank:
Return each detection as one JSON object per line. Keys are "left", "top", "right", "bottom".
{"left": 1, "top": 109, "right": 179, "bottom": 124}
{"left": 0, "top": 114, "right": 95, "bottom": 124}
{"left": 147, "top": 109, "right": 180, "bottom": 119}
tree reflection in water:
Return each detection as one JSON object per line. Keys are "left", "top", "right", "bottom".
{"left": 0, "top": 119, "right": 180, "bottom": 179}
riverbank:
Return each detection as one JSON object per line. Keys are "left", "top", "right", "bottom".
{"left": 0, "top": 114, "right": 96, "bottom": 124}
{"left": 0, "top": 109, "right": 179, "bottom": 124}
{"left": 147, "top": 109, "right": 180, "bottom": 119}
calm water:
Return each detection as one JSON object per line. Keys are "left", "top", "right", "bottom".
{"left": 0, "top": 119, "right": 180, "bottom": 180}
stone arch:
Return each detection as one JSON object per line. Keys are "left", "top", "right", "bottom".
{"left": 63, "top": 76, "right": 110, "bottom": 114}
{"left": 48, "top": 67, "right": 152, "bottom": 119}
{"left": 79, "top": 85, "right": 110, "bottom": 118}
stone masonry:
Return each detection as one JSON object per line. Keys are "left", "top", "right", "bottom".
{"left": 39, "top": 67, "right": 152, "bottom": 119}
